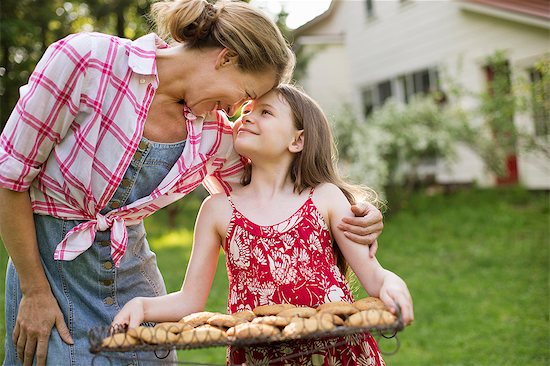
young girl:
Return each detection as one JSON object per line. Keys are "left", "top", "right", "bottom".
{"left": 113, "top": 85, "right": 414, "bottom": 365}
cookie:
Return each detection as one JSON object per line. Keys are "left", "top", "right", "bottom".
{"left": 154, "top": 322, "right": 193, "bottom": 334}
{"left": 180, "top": 311, "right": 217, "bottom": 327}
{"left": 316, "top": 301, "right": 358, "bottom": 316}
{"left": 102, "top": 332, "right": 139, "bottom": 348}
{"left": 314, "top": 312, "right": 345, "bottom": 326}
{"left": 345, "top": 309, "right": 397, "bottom": 327}
{"left": 253, "top": 304, "right": 295, "bottom": 316}
{"left": 207, "top": 314, "right": 239, "bottom": 328}
{"left": 232, "top": 310, "right": 256, "bottom": 322}
{"left": 252, "top": 315, "right": 290, "bottom": 327}
{"left": 128, "top": 326, "right": 179, "bottom": 344}
{"left": 195, "top": 325, "right": 227, "bottom": 343}
{"left": 282, "top": 317, "right": 335, "bottom": 338}
{"left": 233, "top": 322, "right": 280, "bottom": 339}
{"left": 226, "top": 326, "right": 237, "bottom": 337}
{"left": 277, "top": 307, "right": 317, "bottom": 319}
{"left": 353, "top": 297, "right": 387, "bottom": 311}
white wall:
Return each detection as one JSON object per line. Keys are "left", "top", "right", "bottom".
{"left": 300, "top": 44, "right": 353, "bottom": 117}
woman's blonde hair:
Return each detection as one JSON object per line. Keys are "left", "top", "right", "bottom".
{"left": 241, "top": 84, "right": 381, "bottom": 276}
{"left": 151, "top": 0, "right": 295, "bottom": 84}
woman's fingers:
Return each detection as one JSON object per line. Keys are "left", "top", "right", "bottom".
{"left": 23, "top": 336, "right": 37, "bottom": 366}
{"left": 15, "top": 327, "right": 27, "bottom": 362}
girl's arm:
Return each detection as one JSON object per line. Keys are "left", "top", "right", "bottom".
{"left": 112, "top": 194, "right": 227, "bottom": 328}
{"left": 314, "top": 184, "right": 414, "bottom": 325}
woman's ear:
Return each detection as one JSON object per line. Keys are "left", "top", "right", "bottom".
{"left": 216, "top": 48, "right": 239, "bottom": 69}
{"left": 289, "top": 130, "right": 304, "bottom": 153}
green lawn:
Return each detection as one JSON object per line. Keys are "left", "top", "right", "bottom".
{"left": 0, "top": 187, "right": 548, "bottom": 365}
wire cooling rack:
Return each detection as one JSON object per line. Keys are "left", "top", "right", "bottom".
{"left": 89, "top": 308, "right": 404, "bottom": 365}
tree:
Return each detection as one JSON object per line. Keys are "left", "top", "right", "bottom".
{"left": 0, "top": 0, "right": 154, "bottom": 130}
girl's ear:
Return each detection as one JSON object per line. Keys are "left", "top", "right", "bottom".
{"left": 215, "top": 48, "right": 239, "bottom": 69}
{"left": 289, "top": 130, "right": 304, "bottom": 153}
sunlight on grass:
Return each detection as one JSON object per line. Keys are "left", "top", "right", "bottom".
{"left": 150, "top": 229, "right": 194, "bottom": 249}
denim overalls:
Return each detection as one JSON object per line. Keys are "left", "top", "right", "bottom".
{"left": 4, "top": 137, "right": 184, "bottom": 365}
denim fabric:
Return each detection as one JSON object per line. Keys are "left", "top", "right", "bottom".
{"left": 4, "top": 137, "right": 185, "bottom": 365}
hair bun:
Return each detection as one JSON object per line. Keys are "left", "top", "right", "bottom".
{"left": 179, "top": 1, "right": 220, "bottom": 45}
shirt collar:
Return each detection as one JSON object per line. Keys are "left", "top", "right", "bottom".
{"left": 128, "top": 33, "right": 169, "bottom": 76}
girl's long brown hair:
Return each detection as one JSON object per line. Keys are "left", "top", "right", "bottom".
{"left": 241, "top": 84, "right": 380, "bottom": 276}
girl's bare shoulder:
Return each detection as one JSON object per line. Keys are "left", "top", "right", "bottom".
{"left": 313, "top": 183, "right": 347, "bottom": 201}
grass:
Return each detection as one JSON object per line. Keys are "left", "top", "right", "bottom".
{"left": 0, "top": 187, "right": 548, "bottom": 365}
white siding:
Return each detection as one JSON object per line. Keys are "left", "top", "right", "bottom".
{"left": 299, "top": 44, "right": 353, "bottom": 117}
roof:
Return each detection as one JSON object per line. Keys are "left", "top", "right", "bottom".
{"left": 464, "top": 0, "right": 550, "bottom": 20}
{"left": 293, "top": 0, "right": 339, "bottom": 37}
{"left": 461, "top": 0, "right": 550, "bottom": 28}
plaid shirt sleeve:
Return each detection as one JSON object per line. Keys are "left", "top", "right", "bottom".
{"left": 0, "top": 33, "right": 90, "bottom": 191}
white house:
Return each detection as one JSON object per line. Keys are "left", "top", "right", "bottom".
{"left": 293, "top": 0, "right": 550, "bottom": 189}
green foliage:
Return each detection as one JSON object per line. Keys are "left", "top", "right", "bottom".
{"left": 332, "top": 96, "right": 467, "bottom": 199}
{"left": 0, "top": 0, "right": 153, "bottom": 129}
{"left": 447, "top": 50, "right": 550, "bottom": 176}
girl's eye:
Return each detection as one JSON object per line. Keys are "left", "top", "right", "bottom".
{"left": 262, "top": 109, "right": 272, "bottom": 116}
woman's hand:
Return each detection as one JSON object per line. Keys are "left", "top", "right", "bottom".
{"left": 337, "top": 201, "right": 383, "bottom": 256}
{"left": 13, "top": 290, "right": 73, "bottom": 366}
{"left": 378, "top": 274, "right": 414, "bottom": 326}
{"left": 112, "top": 298, "right": 146, "bottom": 329}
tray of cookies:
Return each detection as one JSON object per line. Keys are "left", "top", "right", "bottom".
{"left": 89, "top": 297, "right": 404, "bottom": 354}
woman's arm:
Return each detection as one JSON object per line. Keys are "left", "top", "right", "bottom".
{"left": 113, "top": 194, "right": 226, "bottom": 328}
{"left": 0, "top": 188, "right": 74, "bottom": 364}
{"left": 314, "top": 184, "right": 414, "bottom": 324}
{"left": 338, "top": 202, "right": 384, "bottom": 254}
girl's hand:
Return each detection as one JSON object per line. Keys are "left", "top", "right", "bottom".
{"left": 338, "top": 201, "right": 383, "bottom": 257}
{"left": 112, "top": 298, "right": 146, "bottom": 329}
{"left": 378, "top": 274, "right": 414, "bottom": 326}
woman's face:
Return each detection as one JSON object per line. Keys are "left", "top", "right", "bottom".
{"left": 184, "top": 50, "right": 277, "bottom": 117}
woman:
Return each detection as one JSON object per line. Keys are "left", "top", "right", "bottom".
{"left": 0, "top": 0, "right": 383, "bottom": 364}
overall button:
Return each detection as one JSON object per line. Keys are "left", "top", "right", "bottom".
{"left": 103, "top": 261, "right": 113, "bottom": 270}
{"left": 102, "top": 279, "right": 113, "bottom": 286}
{"left": 110, "top": 201, "right": 121, "bottom": 209}
{"left": 104, "top": 297, "right": 114, "bottom": 306}
{"left": 133, "top": 151, "right": 142, "bottom": 161}
{"left": 99, "top": 240, "right": 110, "bottom": 247}
{"left": 138, "top": 141, "right": 149, "bottom": 150}
{"left": 121, "top": 178, "right": 131, "bottom": 188}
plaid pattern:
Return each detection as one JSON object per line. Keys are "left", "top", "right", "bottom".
{"left": 0, "top": 32, "right": 244, "bottom": 266}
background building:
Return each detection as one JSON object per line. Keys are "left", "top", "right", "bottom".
{"left": 293, "top": 0, "right": 550, "bottom": 189}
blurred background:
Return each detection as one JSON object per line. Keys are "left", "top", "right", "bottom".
{"left": 0, "top": 0, "right": 548, "bottom": 365}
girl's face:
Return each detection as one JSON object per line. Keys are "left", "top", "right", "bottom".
{"left": 234, "top": 90, "right": 302, "bottom": 159}
{"left": 184, "top": 49, "right": 277, "bottom": 117}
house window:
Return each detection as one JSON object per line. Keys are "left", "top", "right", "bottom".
{"left": 377, "top": 81, "right": 392, "bottom": 105}
{"left": 366, "top": 0, "right": 374, "bottom": 17}
{"left": 529, "top": 67, "right": 549, "bottom": 136}
{"left": 399, "top": 68, "right": 439, "bottom": 103}
{"left": 362, "top": 88, "right": 374, "bottom": 118}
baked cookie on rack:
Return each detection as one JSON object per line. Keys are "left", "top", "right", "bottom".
{"left": 253, "top": 303, "right": 296, "bottom": 316}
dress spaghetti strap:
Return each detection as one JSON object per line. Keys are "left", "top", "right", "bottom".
{"left": 226, "top": 192, "right": 236, "bottom": 210}
{"left": 308, "top": 186, "right": 315, "bottom": 198}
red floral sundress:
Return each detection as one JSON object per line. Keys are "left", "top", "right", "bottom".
{"left": 224, "top": 189, "right": 385, "bottom": 366}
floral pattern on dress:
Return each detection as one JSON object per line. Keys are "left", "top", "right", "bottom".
{"left": 223, "top": 191, "right": 386, "bottom": 366}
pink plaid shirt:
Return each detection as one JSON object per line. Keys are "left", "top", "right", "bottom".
{"left": 0, "top": 32, "right": 244, "bottom": 266}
